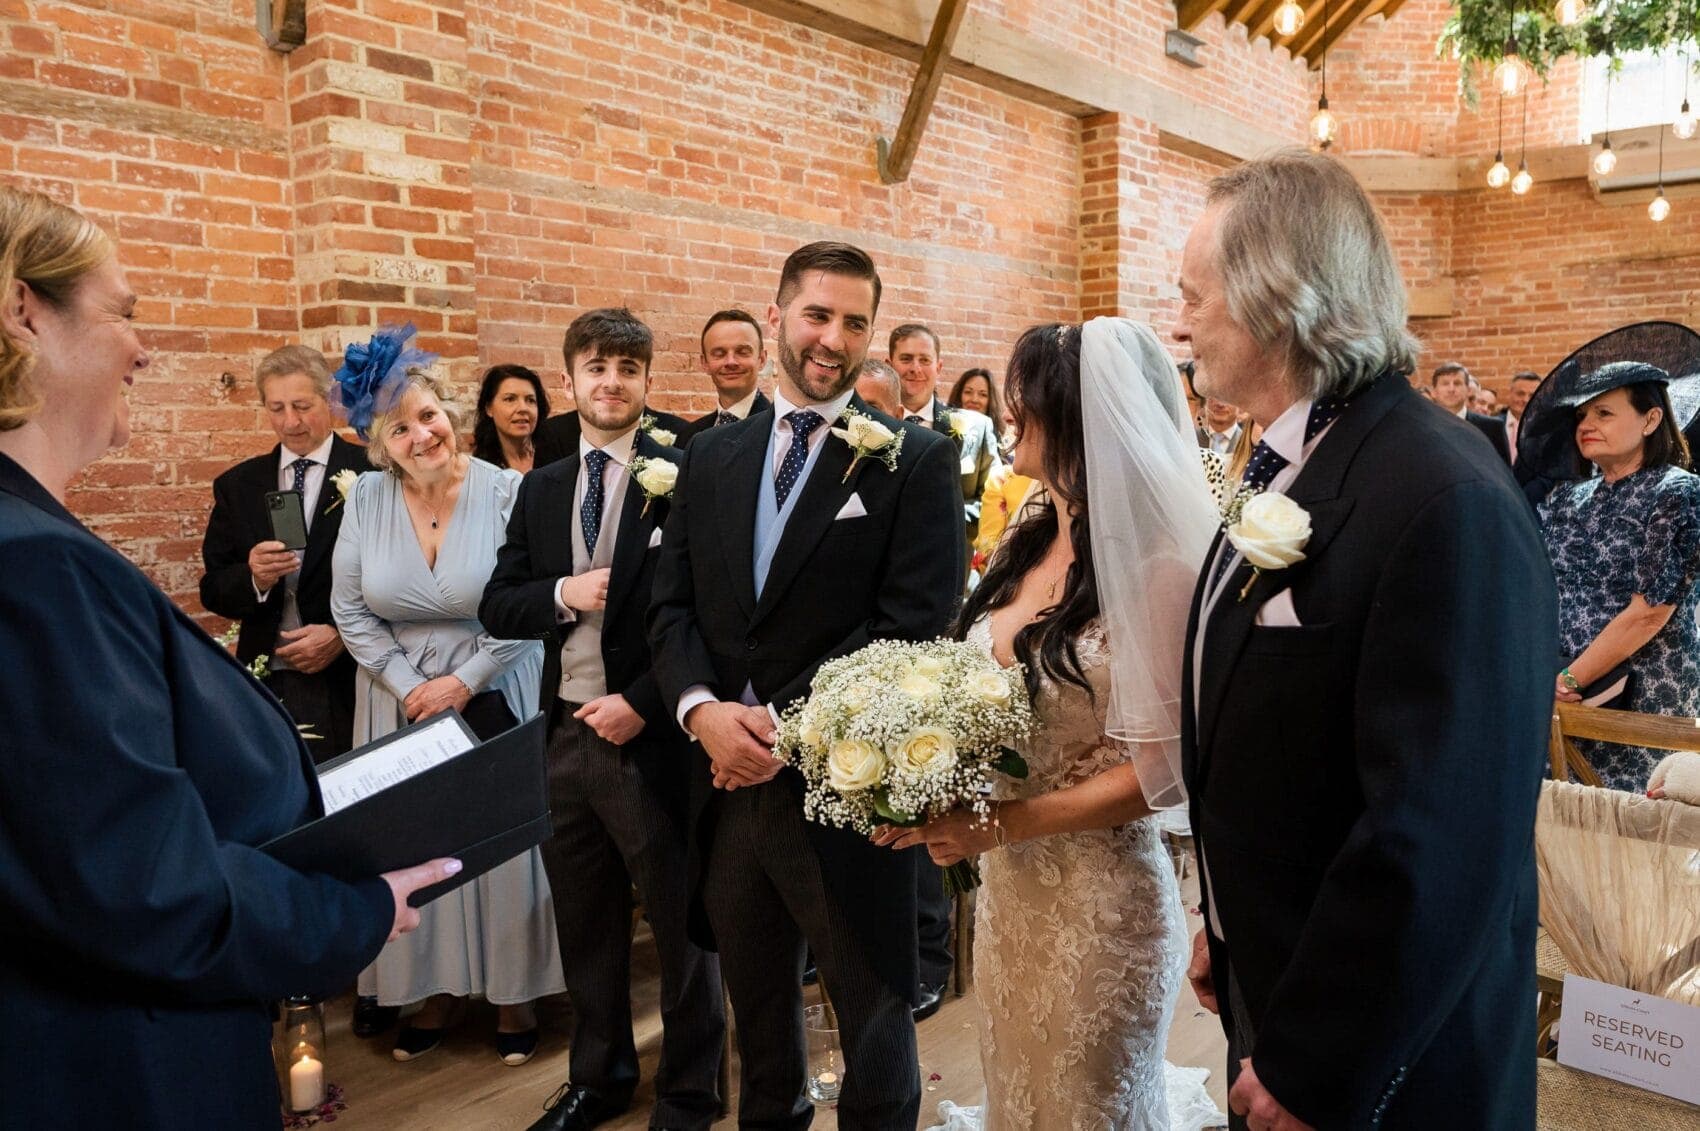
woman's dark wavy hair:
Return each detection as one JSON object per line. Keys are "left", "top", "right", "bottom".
{"left": 949, "top": 366, "right": 1003, "bottom": 430}
{"left": 1585, "top": 380, "right": 1692, "bottom": 472}
{"left": 955, "top": 323, "right": 1098, "bottom": 702}
{"left": 472, "top": 363, "right": 550, "bottom": 467}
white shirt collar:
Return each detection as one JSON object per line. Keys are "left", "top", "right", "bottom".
{"left": 278, "top": 434, "right": 335, "bottom": 471}
{"left": 771, "top": 385, "right": 855, "bottom": 430}
{"left": 1260, "top": 397, "right": 1312, "bottom": 468}
{"left": 904, "top": 395, "right": 938, "bottom": 422}
{"left": 1452, "top": 404, "right": 1469, "bottom": 419}
{"left": 580, "top": 425, "right": 638, "bottom": 466}
{"left": 721, "top": 386, "right": 761, "bottom": 419}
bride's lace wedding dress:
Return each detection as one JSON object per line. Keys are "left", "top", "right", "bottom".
{"left": 931, "top": 619, "right": 1224, "bottom": 1131}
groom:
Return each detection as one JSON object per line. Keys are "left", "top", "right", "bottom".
{"left": 1175, "top": 151, "right": 1556, "bottom": 1130}
{"left": 649, "top": 241, "right": 963, "bottom": 1128}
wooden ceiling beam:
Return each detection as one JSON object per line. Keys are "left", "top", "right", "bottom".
{"left": 1175, "top": 0, "right": 1235, "bottom": 32}
{"left": 876, "top": 0, "right": 970, "bottom": 183}
{"left": 1301, "top": 0, "right": 1395, "bottom": 65}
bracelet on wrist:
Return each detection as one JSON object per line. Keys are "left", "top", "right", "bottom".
{"left": 992, "top": 800, "right": 1009, "bottom": 848}
{"left": 1559, "top": 667, "right": 1580, "bottom": 692}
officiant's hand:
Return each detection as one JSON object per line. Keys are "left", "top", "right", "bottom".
{"left": 273, "top": 624, "right": 344, "bottom": 674}
{"left": 1187, "top": 929, "right": 1219, "bottom": 1013}
{"left": 559, "top": 568, "right": 611, "bottom": 611}
{"left": 1230, "top": 1060, "right": 1315, "bottom": 1131}
{"left": 873, "top": 809, "right": 997, "bottom": 866}
{"left": 688, "top": 702, "right": 779, "bottom": 789}
{"left": 575, "top": 693, "right": 644, "bottom": 745}
{"left": 404, "top": 675, "right": 472, "bottom": 721}
{"left": 382, "top": 857, "right": 463, "bottom": 941}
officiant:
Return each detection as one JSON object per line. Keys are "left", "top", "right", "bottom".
{"left": 0, "top": 184, "right": 455, "bottom": 1128}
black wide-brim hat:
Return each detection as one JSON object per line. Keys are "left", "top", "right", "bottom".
{"left": 1516, "top": 320, "right": 1700, "bottom": 483}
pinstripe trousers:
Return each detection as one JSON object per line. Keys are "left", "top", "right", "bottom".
{"left": 542, "top": 710, "right": 726, "bottom": 1129}
{"left": 704, "top": 783, "right": 921, "bottom": 1130}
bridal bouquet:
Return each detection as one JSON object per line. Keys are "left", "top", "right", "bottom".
{"left": 773, "top": 638, "right": 1033, "bottom": 892}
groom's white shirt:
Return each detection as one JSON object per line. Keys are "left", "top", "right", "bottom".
{"left": 1194, "top": 394, "right": 1335, "bottom": 941}
{"left": 675, "top": 384, "right": 857, "bottom": 735}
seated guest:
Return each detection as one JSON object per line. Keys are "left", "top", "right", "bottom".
{"left": 1196, "top": 396, "right": 1242, "bottom": 456}
{"left": 1431, "top": 360, "right": 1512, "bottom": 462}
{"left": 200, "top": 344, "right": 368, "bottom": 762}
{"left": 472, "top": 363, "right": 550, "bottom": 472}
{"left": 330, "top": 338, "right": 565, "bottom": 1065}
{"left": 854, "top": 356, "right": 903, "bottom": 417}
{"left": 949, "top": 366, "right": 1003, "bottom": 437}
{"left": 0, "top": 184, "right": 452, "bottom": 1128}
{"left": 482, "top": 308, "right": 725, "bottom": 1131}
{"left": 676, "top": 308, "right": 771, "bottom": 446}
{"left": 1534, "top": 353, "right": 1700, "bottom": 791}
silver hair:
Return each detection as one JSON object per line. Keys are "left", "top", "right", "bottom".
{"left": 856, "top": 358, "right": 902, "bottom": 404}
{"left": 1207, "top": 149, "right": 1418, "bottom": 399}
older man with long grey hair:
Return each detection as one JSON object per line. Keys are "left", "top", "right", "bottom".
{"left": 1173, "top": 149, "right": 1556, "bottom": 1130}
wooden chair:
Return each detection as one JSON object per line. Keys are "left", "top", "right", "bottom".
{"left": 1546, "top": 700, "right": 1700, "bottom": 785}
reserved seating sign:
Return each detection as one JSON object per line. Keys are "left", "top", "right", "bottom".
{"left": 1558, "top": 974, "right": 1700, "bottom": 1105}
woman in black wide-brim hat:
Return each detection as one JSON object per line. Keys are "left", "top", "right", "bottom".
{"left": 1520, "top": 321, "right": 1700, "bottom": 791}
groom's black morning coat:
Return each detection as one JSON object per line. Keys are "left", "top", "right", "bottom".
{"left": 647, "top": 395, "right": 964, "bottom": 1001}
{"left": 1182, "top": 373, "right": 1558, "bottom": 1129}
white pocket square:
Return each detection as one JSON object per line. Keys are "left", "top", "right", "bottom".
{"left": 1256, "top": 588, "right": 1301, "bottom": 628}
{"left": 647, "top": 527, "right": 663, "bottom": 549}
{"left": 834, "top": 493, "right": 868, "bottom": 521}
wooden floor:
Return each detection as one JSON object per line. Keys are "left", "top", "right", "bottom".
{"left": 311, "top": 869, "right": 1229, "bottom": 1130}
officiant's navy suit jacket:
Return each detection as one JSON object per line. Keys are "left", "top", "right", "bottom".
{"left": 1182, "top": 374, "right": 1557, "bottom": 1129}
{"left": 0, "top": 453, "right": 392, "bottom": 1128}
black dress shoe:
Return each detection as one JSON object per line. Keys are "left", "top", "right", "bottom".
{"left": 912, "top": 981, "right": 945, "bottom": 1022}
{"left": 527, "top": 1084, "right": 620, "bottom": 1131}
{"left": 352, "top": 995, "right": 399, "bottom": 1038}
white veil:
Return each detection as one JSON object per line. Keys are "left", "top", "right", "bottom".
{"left": 1078, "top": 317, "right": 1219, "bottom": 810}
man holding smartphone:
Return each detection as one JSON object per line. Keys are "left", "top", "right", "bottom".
{"left": 200, "top": 345, "right": 370, "bottom": 761}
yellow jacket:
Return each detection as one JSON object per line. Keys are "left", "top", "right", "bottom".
{"left": 975, "top": 463, "right": 1038, "bottom": 559}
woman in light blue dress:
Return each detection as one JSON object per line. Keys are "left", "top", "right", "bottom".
{"left": 331, "top": 364, "right": 564, "bottom": 1065}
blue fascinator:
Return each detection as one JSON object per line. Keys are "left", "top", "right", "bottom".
{"left": 330, "top": 323, "right": 439, "bottom": 440}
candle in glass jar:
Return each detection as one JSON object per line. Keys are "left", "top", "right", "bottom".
{"left": 288, "top": 1052, "right": 324, "bottom": 1112}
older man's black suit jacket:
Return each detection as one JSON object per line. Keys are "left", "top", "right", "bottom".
{"left": 1182, "top": 375, "right": 1556, "bottom": 1128}
{"left": 647, "top": 396, "right": 964, "bottom": 1000}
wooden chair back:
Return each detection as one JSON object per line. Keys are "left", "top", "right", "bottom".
{"left": 1547, "top": 702, "right": 1700, "bottom": 785}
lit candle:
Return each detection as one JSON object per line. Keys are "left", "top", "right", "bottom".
{"left": 816, "top": 1070, "right": 838, "bottom": 1086}
{"left": 289, "top": 1053, "right": 325, "bottom": 1112}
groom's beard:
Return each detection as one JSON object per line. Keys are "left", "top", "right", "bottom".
{"left": 777, "top": 333, "right": 861, "bottom": 403}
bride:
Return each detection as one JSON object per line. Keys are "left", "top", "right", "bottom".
{"left": 876, "top": 318, "right": 1224, "bottom": 1130}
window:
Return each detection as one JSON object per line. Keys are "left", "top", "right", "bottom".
{"left": 1579, "top": 50, "right": 1696, "bottom": 141}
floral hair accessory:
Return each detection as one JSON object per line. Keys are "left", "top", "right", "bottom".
{"left": 330, "top": 323, "right": 438, "bottom": 440}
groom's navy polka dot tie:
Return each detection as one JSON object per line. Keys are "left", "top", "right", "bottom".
{"left": 775, "top": 409, "right": 823, "bottom": 507}
{"left": 1211, "top": 396, "right": 1347, "bottom": 590}
{"left": 581, "top": 448, "right": 609, "bottom": 557}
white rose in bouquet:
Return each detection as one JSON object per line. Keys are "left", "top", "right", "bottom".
{"left": 798, "top": 707, "right": 825, "bottom": 749}
{"left": 898, "top": 671, "right": 939, "bottom": 699}
{"left": 893, "top": 727, "right": 957, "bottom": 775}
{"left": 913, "top": 655, "right": 946, "bottom": 678}
{"left": 827, "top": 739, "right": 884, "bottom": 792}
{"left": 1226, "top": 491, "right": 1311, "bottom": 569}
{"left": 842, "top": 683, "right": 871, "bottom": 714}
{"left": 973, "top": 670, "right": 1013, "bottom": 706}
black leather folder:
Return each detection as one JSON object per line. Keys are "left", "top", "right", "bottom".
{"left": 263, "top": 709, "right": 551, "bottom": 907}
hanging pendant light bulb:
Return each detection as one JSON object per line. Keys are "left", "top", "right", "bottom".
{"left": 1308, "top": 0, "right": 1337, "bottom": 149}
{"left": 1593, "top": 137, "right": 1617, "bottom": 175}
{"left": 1273, "top": 0, "right": 1306, "bottom": 37}
{"left": 1486, "top": 93, "right": 1509, "bottom": 187}
{"left": 1650, "top": 188, "right": 1671, "bottom": 222}
{"left": 1512, "top": 159, "right": 1533, "bottom": 194}
{"left": 1554, "top": 0, "right": 1585, "bottom": 25}
{"left": 1494, "top": 38, "right": 1531, "bottom": 97}
{"left": 1677, "top": 100, "right": 1698, "bottom": 141}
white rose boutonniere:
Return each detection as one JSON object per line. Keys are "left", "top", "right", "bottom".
{"left": 637, "top": 413, "right": 678, "bottom": 448}
{"left": 627, "top": 455, "right": 677, "bottom": 516}
{"left": 1225, "top": 491, "right": 1312, "bottom": 601}
{"left": 831, "top": 407, "right": 903, "bottom": 482}
{"left": 826, "top": 739, "right": 885, "bottom": 792}
{"left": 325, "top": 467, "right": 360, "bottom": 513}
{"left": 946, "top": 410, "right": 968, "bottom": 440}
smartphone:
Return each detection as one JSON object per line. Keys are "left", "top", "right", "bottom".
{"left": 266, "top": 489, "right": 310, "bottom": 550}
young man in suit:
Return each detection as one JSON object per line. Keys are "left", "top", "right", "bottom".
{"left": 650, "top": 242, "right": 963, "bottom": 1128}
{"left": 481, "top": 309, "right": 724, "bottom": 1131}
{"left": 532, "top": 379, "right": 689, "bottom": 469}
{"left": 676, "top": 308, "right": 773, "bottom": 447}
{"left": 1175, "top": 151, "right": 1555, "bottom": 1130}
{"left": 1430, "top": 360, "right": 1513, "bottom": 463}
{"left": 199, "top": 345, "right": 369, "bottom": 759}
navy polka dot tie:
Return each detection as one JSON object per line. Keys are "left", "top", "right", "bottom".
{"left": 581, "top": 449, "right": 609, "bottom": 557}
{"left": 717, "top": 410, "right": 738, "bottom": 427}
{"left": 1212, "top": 396, "right": 1347, "bottom": 590}
{"left": 906, "top": 413, "right": 926, "bottom": 426}
{"left": 288, "top": 457, "right": 313, "bottom": 496}
{"left": 775, "top": 410, "right": 823, "bottom": 507}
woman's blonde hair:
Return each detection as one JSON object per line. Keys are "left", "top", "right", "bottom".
{"left": 0, "top": 187, "right": 115, "bottom": 430}
{"left": 363, "top": 367, "right": 467, "bottom": 476}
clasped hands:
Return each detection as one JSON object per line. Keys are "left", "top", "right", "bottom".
{"left": 687, "top": 701, "right": 781, "bottom": 790}
{"left": 403, "top": 674, "right": 472, "bottom": 722}
{"left": 870, "top": 808, "right": 999, "bottom": 866}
